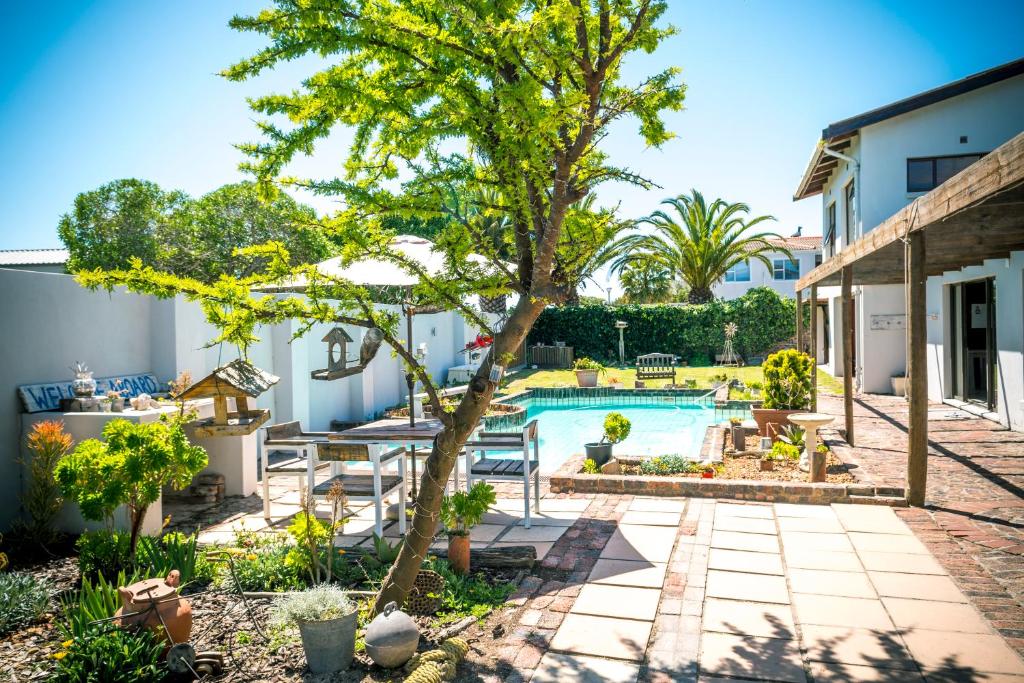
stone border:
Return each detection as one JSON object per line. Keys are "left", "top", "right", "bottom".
{"left": 549, "top": 451, "right": 907, "bottom": 506}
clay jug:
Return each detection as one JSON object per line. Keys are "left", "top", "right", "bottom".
{"left": 115, "top": 570, "right": 193, "bottom": 645}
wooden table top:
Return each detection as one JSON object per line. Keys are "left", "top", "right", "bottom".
{"left": 328, "top": 417, "right": 444, "bottom": 443}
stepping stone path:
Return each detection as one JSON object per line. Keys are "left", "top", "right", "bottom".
{"left": 520, "top": 497, "right": 1024, "bottom": 682}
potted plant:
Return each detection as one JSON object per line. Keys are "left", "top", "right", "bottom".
{"left": 572, "top": 357, "right": 605, "bottom": 388}
{"left": 747, "top": 381, "right": 763, "bottom": 398}
{"left": 701, "top": 464, "right": 716, "bottom": 479}
{"left": 271, "top": 584, "right": 357, "bottom": 674}
{"left": 891, "top": 371, "right": 907, "bottom": 397}
{"left": 441, "top": 482, "right": 496, "bottom": 575}
{"left": 106, "top": 390, "right": 125, "bottom": 412}
{"left": 760, "top": 451, "right": 777, "bottom": 472}
{"left": 584, "top": 412, "right": 631, "bottom": 466}
{"left": 728, "top": 417, "right": 746, "bottom": 452}
{"left": 752, "top": 350, "right": 812, "bottom": 439}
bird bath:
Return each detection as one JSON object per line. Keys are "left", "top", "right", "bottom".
{"left": 788, "top": 413, "right": 835, "bottom": 482}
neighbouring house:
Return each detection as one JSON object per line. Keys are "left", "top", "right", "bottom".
{"left": 0, "top": 248, "right": 68, "bottom": 273}
{"left": 713, "top": 230, "right": 822, "bottom": 301}
{"left": 794, "top": 56, "right": 1024, "bottom": 431}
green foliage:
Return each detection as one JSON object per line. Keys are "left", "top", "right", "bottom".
{"left": 271, "top": 584, "right": 354, "bottom": 625}
{"left": 532, "top": 288, "right": 796, "bottom": 364}
{"left": 52, "top": 626, "right": 163, "bottom": 683}
{"left": 582, "top": 459, "right": 600, "bottom": 475}
{"left": 0, "top": 572, "right": 50, "bottom": 636}
{"left": 55, "top": 417, "right": 208, "bottom": 557}
{"left": 20, "top": 420, "right": 72, "bottom": 544}
{"left": 571, "top": 357, "right": 605, "bottom": 372}
{"left": 60, "top": 179, "right": 333, "bottom": 282}
{"left": 778, "top": 424, "right": 806, "bottom": 450}
{"left": 360, "top": 534, "right": 404, "bottom": 570}
{"left": 618, "top": 259, "right": 678, "bottom": 304}
{"left": 59, "top": 570, "right": 139, "bottom": 640}
{"left": 422, "top": 558, "right": 515, "bottom": 625}
{"left": 137, "top": 532, "right": 212, "bottom": 586}
{"left": 638, "top": 455, "right": 701, "bottom": 476}
{"left": 75, "top": 531, "right": 132, "bottom": 581}
{"left": 285, "top": 507, "right": 342, "bottom": 585}
{"left": 769, "top": 441, "right": 801, "bottom": 461}
{"left": 214, "top": 544, "right": 304, "bottom": 593}
{"left": 441, "top": 483, "right": 496, "bottom": 536}
{"left": 761, "top": 350, "right": 813, "bottom": 410}
{"left": 607, "top": 191, "right": 786, "bottom": 303}
{"left": 602, "top": 413, "right": 632, "bottom": 444}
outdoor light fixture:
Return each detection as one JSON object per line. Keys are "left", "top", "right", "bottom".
{"left": 614, "top": 320, "right": 628, "bottom": 366}
{"left": 489, "top": 364, "right": 505, "bottom": 384}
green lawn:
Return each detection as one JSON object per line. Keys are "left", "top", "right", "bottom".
{"left": 499, "top": 365, "right": 843, "bottom": 396}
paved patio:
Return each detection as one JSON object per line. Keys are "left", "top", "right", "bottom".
{"left": 819, "top": 393, "right": 1024, "bottom": 655}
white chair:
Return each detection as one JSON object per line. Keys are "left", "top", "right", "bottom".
{"left": 311, "top": 441, "right": 407, "bottom": 537}
{"left": 464, "top": 420, "right": 540, "bottom": 527}
{"left": 260, "top": 421, "right": 331, "bottom": 520}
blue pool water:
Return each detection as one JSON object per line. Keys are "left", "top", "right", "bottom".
{"left": 494, "top": 400, "right": 746, "bottom": 473}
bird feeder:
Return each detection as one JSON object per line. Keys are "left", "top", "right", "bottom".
{"left": 614, "top": 320, "right": 629, "bottom": 366}
{"left": 178, "top": 359, "right": 279, "bottom": 437}
{"left": 311, "top": 328, "right": 385, "bottom": 381}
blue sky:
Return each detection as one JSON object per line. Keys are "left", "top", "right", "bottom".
{"left": 2, "top": 0, "right": 1022, "bottom": 293}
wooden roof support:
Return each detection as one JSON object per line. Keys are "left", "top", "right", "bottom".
{"left": 841, "top": 266, "right": 855, "bottom": 447}
{"left": 810, "top": 283, "right": 818, "bottom": 413}
{"left": 796, "top": 290, "right": 804, "bottom": 354}
{"left": 906, "top": 233, "right": 928, "bottom": 506}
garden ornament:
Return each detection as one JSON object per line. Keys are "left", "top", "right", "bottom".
{"left": 403, "top": 637, "right": 469, "bottom": 682}
{"left": 114, "top": 570, "right": 193, "bottom": 645}
{"left": 365, "top": 601, "right": 420, "bottom": 668}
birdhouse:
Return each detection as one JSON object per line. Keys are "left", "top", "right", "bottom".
{"left": 311, "top": 327, "right": 384, "bottom": 381}
{"left": 324, "top": 327, "right": 353, "bottom": 372}
{"left": 178, "top": 359, "right": 279, "bottom": 437}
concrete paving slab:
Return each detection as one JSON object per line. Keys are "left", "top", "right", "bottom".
{"left": 832, "top": 504, "right": 912, "bottom": 535}
{"left": 588, "top": 559, "right": 667, "bottom": 588}
{"left": 532, "top": 652, "right": 640, "bottom": 683}
{"left": 901, "top": 630, "right": 1024, "bottom": 676}
{"left": 713, "top": 515, "right": 778, "bottom": 535}
{"left": 777, "top": 516, "right": 846, "bottom": 534}
{"left": 849, "top": 532, "right": 930, "bottom": 555}
{"left": 774, "top": 503, "right": 839, "bottom": 519}
{"left": 808, "top": 661, "right": 925, "bottom": 682}
{"left": 715, "top": 502, "right": 775, "bottom": 519}
{"left": 620, "top": 510, "right": 682, "bottom": 526}
{"left": 857, "top": 551, "right": 946, "bottom": 575}
{"left": 789, "top": 569, "right": 877, "bottom": 599}
{"left": 492, "top": 541, "right": 554, "bottom": 560}
{"left": 868, "top": 572, "right": 967, "bottom": 603}
{"left": 699, "top": 631, "right": 806, "bottom": 682}
{"left": 882, "top": 597, "right": 991, "bottom": 633}
{"left": 498, "top": 524, "right": 568, "bottom": 542}
{"left": 601, "top": 525, "right": 678, "bottom": 563}
{"left": 706, "top": 570, "right": 791, "bottom": 604}
{"left": 629, "top": 498, "right": 687, "bottom": 513}
{"left": 792, "top": 594, "right": 896, "bottom": 630}
{"left": 702, "top": 598, "right": 796, "bottom": 639}
{"left": 784, "top": 549, "right": 864, "bottom": 572}
{"left": 781, "top": 531, "right": 855, "bottom": 553}
{"left": 708, "top": 548, "right": 785, "bottom": 575}
{"left": 549, "top": 613, "right": 652, "bottom": 662}
{"left": 801, "top": 624, "right": 918, "bottom": 670}
{"left": 710, "top": 530, "right": 780, "bottom": 554}
{"left": 570, "top": 584, "right": 661, "bottom": 621}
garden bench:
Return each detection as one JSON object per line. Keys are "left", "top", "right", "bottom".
{"left": 636, "top": 353, "right": 678, "bottom": 383}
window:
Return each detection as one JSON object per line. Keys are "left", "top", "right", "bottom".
{"left": 824, "top": 202, "right": 836, "bottom": 258}
{"left": 844, "top": 180, "right": 856, "bottom": 246}
{"left": 814, "top": 254, "right": 822, "bottom": 267}
{"left": 907, "top": 154, "right": 985, "bottom": 192}
{"left": 725, "top": 260, "right": 751, "bottom": 282}
{"left": 773, "top": 259, "right": 800, "bottom": 281}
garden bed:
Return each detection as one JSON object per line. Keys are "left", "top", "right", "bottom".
{"left": 617, "top": 451, "right": 856, "bottom": 483}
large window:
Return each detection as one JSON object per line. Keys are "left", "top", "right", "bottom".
{"left": 725, "top": 260, "right": 751, "bottom": 282}
{"left": 907, "top": 154, "right": 985, "bottom": 192}
{"left": 824, "top": 202, "right": 836, "bottom": 258}
{"left": 773, "top": 259, "right": 800, "bottom": 281}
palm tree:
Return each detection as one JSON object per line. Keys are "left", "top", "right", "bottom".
{"left": 557, "top": 195, "right": 637, "bottom": 304}
{"left": 618, "top": 259, "right": 676, "bottom": 303}
{"left": 610, "top": 190, "right": 787, "bottom": 304}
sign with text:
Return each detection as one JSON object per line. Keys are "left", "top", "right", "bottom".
{"left": 18, "top": 373, "right": 161, "bottom": 413}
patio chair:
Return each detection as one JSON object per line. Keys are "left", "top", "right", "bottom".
{"left": 260, "top": 421, "right": 331, "bottom": 520}
{"left": 311, "top": 441, "right": 407, "bottom": 537}
{"left": 463, "top": 419, "right": 540, "bottom": 527}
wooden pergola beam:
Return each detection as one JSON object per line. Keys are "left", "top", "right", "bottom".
{"left": 841, "top": 266, "right": 855, "bottom": 446}
{"left": 810, "top": 283, "right": 818, "bottom": 412}
{"left": 796, "top": 290, "right": 804, "bottom": 353}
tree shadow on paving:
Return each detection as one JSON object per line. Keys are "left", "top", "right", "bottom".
{"left": 706, "top": 613, "right": 992, "bottom": 683}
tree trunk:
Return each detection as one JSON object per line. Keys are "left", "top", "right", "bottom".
{"left": 687, "top": 287, "right": 713, "bottom": 304}
{"left": 373, "top": 296, "right": 547, "bottom": 614}
{"left": 565, "top": 289, "right": 581, "bottom": 306}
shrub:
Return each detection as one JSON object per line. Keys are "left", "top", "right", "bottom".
{"left": 424, "top": 557, "right": 515, "bottom": 624}
{"left": 60, "top": 570, "right": 140, "bottom": 640}
{"left": 582, "top": 458, "right": 600, "bottom": 474}
{"left": 602, "top": 413, "right": 631, "bottom": 444}
{"left": 441, "top": 483, "right": 496, "bottom": 536}
{"left": 76, "top": 530, "right": 132, "bottom": 581}
{"left": 571, "top": 357, "right": 605, "bottom": 372}
{"left": 21, "top": 420, "right": 72, "bottom": 543}
{"left": 214, "top": 544, "right": 303, "bottom": 593}
{"left": 137, "top": 532, "right": 212, "bottom": 586}
{"left": 0, "top": 572, "right": 50, "bottom": 635}
{"left": 778, "top": 424, "right": 806, "bottom": 450}
{"left": 769, "top": 441, "right": 801, "bottom": 461}
{"left": 55, "top": 417, "right": 208, "bottom": 559}
{"left": 761, "top": 350, "right": 812, "bottom": 410}
{"left": 638, "top": 455, "right": 700, "bottom": 476}
{"left": 530, "top": 287, "right": 796, "bottom": 364}
{"left": 52, "top": 626, "right": 163, "bottom": 683}
{"left": 271, "top": 584, "right": 354, "bottom": 625}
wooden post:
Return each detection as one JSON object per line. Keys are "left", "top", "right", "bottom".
{"left": 796, "top": 290, "right": 804, "bottom": 353}
{"left": 906, "top": 232, "right": 928, "bottom": 506}
{"left": 810, "top": 283, "right": 818, "bottom": 412}
{"left": 841, "top": 266, "right": 855, "bottom": 446}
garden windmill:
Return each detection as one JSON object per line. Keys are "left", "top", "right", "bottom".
{"left": 719, "top": 322, "right": 740, "bottom": 367}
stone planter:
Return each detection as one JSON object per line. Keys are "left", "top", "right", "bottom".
{"left": 297, "top": 610, "right": 358, "bottom": 674}
{"left": 751, "top": 408, "right": 800, "bottom": 439}
{"left": 730, "top": 425, "right": 746, "bottom": 452}
{"left": 584, "top": 442, "right": 613, "bottom": 466}
{"left": 760, "top": 459, "right": 774, "bottom": 472}
{"left": 575, "top": 369, "right": 599, "bottom": 387}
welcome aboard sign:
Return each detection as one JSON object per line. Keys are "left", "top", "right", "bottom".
{"left": 18, "top": 373, "right": 161, "bottom": 413}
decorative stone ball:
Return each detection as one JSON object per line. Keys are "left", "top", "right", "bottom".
{"left": 365, "top": 601, "right": 420, "bottom": 669}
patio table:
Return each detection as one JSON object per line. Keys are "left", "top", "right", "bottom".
{"left": 329, "top": 418, "right": 448, "bottom": 497}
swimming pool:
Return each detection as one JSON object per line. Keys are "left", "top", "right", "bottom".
{"left": 486, "top": 392, "right": 750, "bottom": 473}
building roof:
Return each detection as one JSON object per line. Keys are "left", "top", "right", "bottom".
{"left": 0, "top": 248, "right": 69, "bottom": 266}
{"left": 794, "top": 57, "right": 1024, "bottom": 201}
{"left": 765, "top": 235, "right": 821, "bottom": 252}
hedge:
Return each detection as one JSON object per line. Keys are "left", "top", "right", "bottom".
{"left": 528, "top": 287, "right": 796, "bottom": 365}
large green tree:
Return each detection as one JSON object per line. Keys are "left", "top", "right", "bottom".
{"left": 79, "top": 0, "right": 683, "bottom": 612}
{"left": 611, "top": 190, "right": 786, "bottom": 303}
{"left": 59, "top": 180, "right": 333, "bottom": 281}
{"left": 618, "top": 258, "right": 676, "bottom": 303}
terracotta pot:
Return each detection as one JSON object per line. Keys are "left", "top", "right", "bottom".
{"left": 751, "top": 408, "right": 800, "bottom": 439}
{"left": 575, "top": 369, "right": 599, "bottom": 388}
{"left": 701, "top": 470, "right": 714, "bottom": 479}
{"left": 115, "top": 570, "right": 192, "bottom": 645}
{"left": 760, "top": 459, "right": 774, "bottom": 472}
{"left": 448, "top": 534, "right": 471, "bottom": 575}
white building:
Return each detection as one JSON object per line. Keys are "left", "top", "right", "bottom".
{"left": 0, "top": 248, "right": 69, "bottom": 274}
{"left": 713, "top": 233, "right": 821, "bottom": 300}
{"left": 793, "top": 57, "right": 1024, "bottom": 428}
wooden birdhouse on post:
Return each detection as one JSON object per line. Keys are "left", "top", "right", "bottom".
{"left": 178, "top": 359, "right": 279, "bottom": 437}
{"left": 311, "top": 327, "right": 384, "bottom": 381}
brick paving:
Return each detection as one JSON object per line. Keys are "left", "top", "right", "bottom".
{"left": 819, "top": 393, "right": 1024, "bottom": 655}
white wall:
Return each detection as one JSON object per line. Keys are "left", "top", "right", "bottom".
{"left": 713, "top": 249, "right": 820, "bottom": 300}
{"left": 0, "top": 269, "right": 478, "bottom": 529}
{"left": 926, "top": 252, "right": 1024, "bottom": 431}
